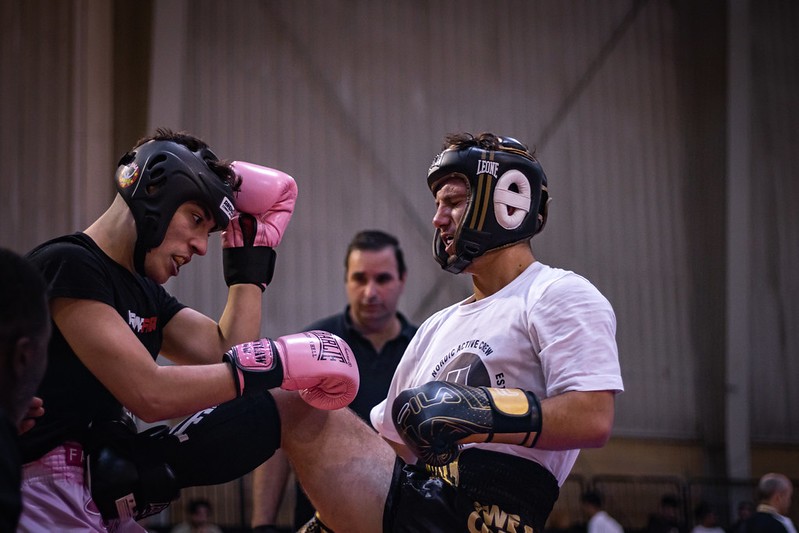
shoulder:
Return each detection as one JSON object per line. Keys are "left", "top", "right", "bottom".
{"left": 416, "top": 299, "right": 461, "bottom": 330}
{"left": 530, "top": 263, "right": 607, "bottom": 298}
{"left": 304, "top": 310, "right": 347, "bottom": 333}
{"left": 27, "top": 233, "right": 96, "bottom": 266}
{"left": 748, "top": 513, "right": 788, "bottom": 532}
{"left": 527, "top": 263, "right": 614, "bottom": 316}
{"left": 26, "top": 234, "right": 116, "bottom": 297}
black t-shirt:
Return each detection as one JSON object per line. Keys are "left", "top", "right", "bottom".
{"left": 744, "top": 511, "right": 790, "bottom": 533}
{"left": 19, "top": 233, "right": 185, "bottom": 462}
{"left": 0, "top": 410, "right": 21, "bottom": 532}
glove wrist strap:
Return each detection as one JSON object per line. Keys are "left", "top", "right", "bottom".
{"left": 481, "top": 387, "right": 542, "bottom": 448}
{"left": 223, "top": 247, "right": 277, "bottom": 290}
{"left": 223, "top": 339, "right": 284, "bottom": 396}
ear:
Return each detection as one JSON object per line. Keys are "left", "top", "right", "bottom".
{"left": 12, "top": 335, "right": 48, "bottom": 386}
{"left": 10, "top": 337, "right": 30, "bottom": 380}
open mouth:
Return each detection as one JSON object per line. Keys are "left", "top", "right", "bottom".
{"left": 173, "top": 255, "right": 189, "bottom": 273}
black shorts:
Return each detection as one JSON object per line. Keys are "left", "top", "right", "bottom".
{"left": 382, "top": 448, "right": 559, "bottom": 533}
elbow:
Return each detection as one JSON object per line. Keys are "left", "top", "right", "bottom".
{"left": 588, "top": 430, "right": 612, "bottom": 449}
{"left": 586, "top": 416, "right": 615, "bottom": 448}
{"left": 125, "top": 389, "right": 174, "bottom": 424}
{"left": 132, "top": 409, "right": 166, "bottom": 425}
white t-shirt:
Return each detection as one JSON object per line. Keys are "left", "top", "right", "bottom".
{"left": 589, "top": 510, "right": 625, "bottom": 533}
{"left": 371, "top": 261, "right": 623, "bottom": 486}
{"left": 690, "top": 526, "right": 724, "bottom": 533}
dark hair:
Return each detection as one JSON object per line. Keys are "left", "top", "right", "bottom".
{"left": 694, "top": 501, "right": 716, "bottom": 521}
{"left": 187, "top": 497, "right": 212, "bottom": 514}
{"left": 133, "top": 127, "right": 239, "bottom": 190}
{"left": 345, "top": 230, "right": 406, "bottom": 279}
{"left": 442, "top": 131, "right": 537, "bottom": 159}
{"left": 581, "top": 490, "right": 603, "bottom": 507}
{"left": 661, "top": 494, "right": 680, "bottom": 508}
{"left": 0, "top": 248, "right": 49, "bottom": 348}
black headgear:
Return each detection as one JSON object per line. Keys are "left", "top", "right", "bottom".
{"left": 426, "top": 136, "right": 549, "bottom": 273}
{"left": 115, "top": 140, "right": 236, "bottom": 275}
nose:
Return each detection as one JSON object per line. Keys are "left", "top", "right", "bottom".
{"left": 432, "top": 204, "right": 449, "bottom": 229}
{"left": 191, "top": 234, "right": 209, "bottom": 256}
{"left": 363, "top": 279, "right": 379, "bottom": 299}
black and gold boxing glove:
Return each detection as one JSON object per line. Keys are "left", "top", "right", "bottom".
{"left": 392, "top": 381, "right": 541, "bottom": 466}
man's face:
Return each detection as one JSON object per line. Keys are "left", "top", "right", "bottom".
{"left": 13, "top": 304, "right": 50, "bottom": 425}
{"left": 346, "top": 247, "right": 405, "bottom": 333}
{"left": 144, "top": 201, "right": 215, "bottom": 284}
{"left": 432, "top": 176, "right": 469, "bottom": 258}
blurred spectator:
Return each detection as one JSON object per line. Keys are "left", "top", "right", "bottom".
{"left": 691, "top": 501, "right": 724, "bottom": 533}
{"left": 170, "top": 498, "right": 222, "bottom": 533}
{"left": 0, "top": 248, "right": 51, "bottom": 531}
{"left": 648, "top": 494, "right": 687, "bottom": 533}
{"left": 582, "top": 489, "right": 624, "bottom": 533}
{"left": 746, "top": 473, "right": 796, "bottom": 533}
{"left": 727, "top": 501, "right": 755, "bottom": 533}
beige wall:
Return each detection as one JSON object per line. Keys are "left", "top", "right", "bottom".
{"left": 576, "top": 438, "right": 799, "bottom": 480}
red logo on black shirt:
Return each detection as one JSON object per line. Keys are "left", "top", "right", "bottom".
{"left": 128, "top": 310, "right": 157, "bottom": 333}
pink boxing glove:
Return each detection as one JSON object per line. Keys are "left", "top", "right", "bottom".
{"left": 226, "top": 161, "right": 297, "bottom": 247}
{"left": 221, "top": 161, "right": 298, "bottom": 289}
{"left": 223, "top": 330, "right": 360, "bottom": 410}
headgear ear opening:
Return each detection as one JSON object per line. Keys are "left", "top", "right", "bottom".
{"left": 426, "top": 136, "right": 549, "bottom": 273}
{"left": 536, "top": 186, "right": 550, "bottom": 234}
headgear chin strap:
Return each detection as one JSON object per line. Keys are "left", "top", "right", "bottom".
{"left": 115, "top": 140, "right": 236, "bottom": 275}
{"left": 426, "top": 137, "right": 549, "bottom": 274}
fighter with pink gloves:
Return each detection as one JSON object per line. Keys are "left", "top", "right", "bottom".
{"left": 18, "top": 129, "right": 357, "bottom": 532}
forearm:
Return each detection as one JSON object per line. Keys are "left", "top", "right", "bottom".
{"left": 392, "top": 383, "right": 617, "bottom": 466}
{"left": 251, "top": 450, "right": 291, "bottom": 527}
{"left": 217, "top": 282, "right": 264, "bottom": 345}
{"left": 161, "top": 285, "right": 263, "bottom": 365}
{"left": 534, "top": 390, "right": 615, "bottom": 450}
{"left": 121, "top": 363, "right": 237, "bottom": 423}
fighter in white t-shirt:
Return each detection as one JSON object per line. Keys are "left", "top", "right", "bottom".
{"left": 371, "top": 259, "right": 622, "bottom": 486}
{"left": 269, "top": 132, "right": 623, "bottom": 533}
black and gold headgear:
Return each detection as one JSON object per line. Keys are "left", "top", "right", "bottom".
{"left": 426, "top": 136, "right": 549, "bottom": 273}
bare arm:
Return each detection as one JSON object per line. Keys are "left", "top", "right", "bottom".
{"left": 393, "top": 383, "right": 617, "bottom": 465}
{"left": 535, "top": 390, "right": 616, "bottom": 450}
{"left": 52, "top": 297, "right": 238, "bottom": 422}
{"left": 161, "top": 283, "right": 263, "bottom": 365}
{"left": 457, "top": 389, "right": 616, "bottom": 450}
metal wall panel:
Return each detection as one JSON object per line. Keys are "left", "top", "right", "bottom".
{"left": 2, "top": 0, "right": 797, "bottom": 445}
{"left": 749, "top": 0, "right": 799, "bottom": 441}
{"left": 1, "top": 0, "right": 114, "bottom": 252}
{"left": 163, "top": 0, "right": 700, "bottom": 438}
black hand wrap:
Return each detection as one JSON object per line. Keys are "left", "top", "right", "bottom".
{"left": 222, "top": 213, "right": 277, "bottom": 289}
{"left": 392, "top": 381, "right": 542, "bottom": 467}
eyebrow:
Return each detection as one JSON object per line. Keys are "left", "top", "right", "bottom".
{"left": 187, "top": 201, "right": 213, "bottom": 220}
